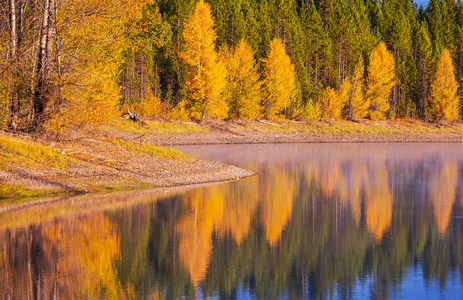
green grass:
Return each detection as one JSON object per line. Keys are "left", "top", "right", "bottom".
{"left": 112, "top": 139, "right": 189, "bottom": 160}
{"left": 0, "top": 185, "right": 38, "bottom": 200}
{"left": 0, "top": 135, "right": 69, "bottom": 169}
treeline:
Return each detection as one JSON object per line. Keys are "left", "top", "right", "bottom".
{"left": 1, "top": 0, "right": 462, "bottom": 132}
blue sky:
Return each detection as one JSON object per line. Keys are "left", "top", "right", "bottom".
{"left": 413, "top": 0, "right": 429, "bottom": 8}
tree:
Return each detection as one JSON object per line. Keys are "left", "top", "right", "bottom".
{"left": 120, "top": 2, "right": 170, "bottom": 117}
{"left": 415, "top": 21, "right": 434, "bottom": 117}
{"left": 381, "top": 0, "right": 418, "bottom": 116}
{"left": 429, "top": 49, "right": 460, "bottom": 122}
{"left": 221, "top": 39, "right": 261, "bottom": 119}
{"left": 302, "top": 0, "right": 332, "bottom": 101}
{"left": 179, "top": 0, "right": 227, "bottom": 120}
{"left": 348, "top": 56, "right": 369, "bottom": 120}
{"left": 261, "top": 37, "right": 296, "bottom": 119}
{"left": 366, "top": 42, "right": 395, "bottom": 120}
{"left": 319, "top": 86, "right": 343, "bottom": 122}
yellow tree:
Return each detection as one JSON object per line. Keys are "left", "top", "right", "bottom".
{"left": 221, "top": 39, "right": 262, "bottom": 119}
{"left": 429, "top": 49, "right": 460, "bottom": 123}
{"left": 319, "top": 86, "right": 344, "bottom": 122}
{"left": 349, "top": 56, "right": 369, "bottom": 120}
{"left": 262, "top": 37, "right": 296, "bottom": 119}
{"left": 179, "top": 0, "right": 227, "bottom": 120}
{"left": 366, "top": 42, "right": 395, "bottom": 120}
{"left": 45, "top": 0, "right": 145, "bottom": 132}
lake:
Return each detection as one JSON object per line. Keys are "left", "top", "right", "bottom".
{"left": 1, "top": 143, "right": 463, "bottom": 299}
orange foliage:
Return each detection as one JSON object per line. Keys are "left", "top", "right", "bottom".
{"left": 45, "top": 214, "right": 122, "bottom": 299}
{"left": 365, "top": 169, "right": 392, "bottom": 243}
{"left": 319, "top": 161, "right": 344, "bottom": 197}
{"left": 429, "top": 49, "right": 460, "bottom": 122}
{"left": 259, "top": 170, "right": 295, "bottom": 246}
{"left": 176, "top": 188, "right": 225, "bottom": 284}
{"left": 345, "top": 165, "right": 369, "bottom": 226}
{"left": 216, "top": 177, "right": 260, "bottom": 245}
{"left": 429, "top": 162, "right": 457, "bottom": 238}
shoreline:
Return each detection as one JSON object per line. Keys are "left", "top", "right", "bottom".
{"left": 1, "top": 118, "right": 463, "bottom": 201}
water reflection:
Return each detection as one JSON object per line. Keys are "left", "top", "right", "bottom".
{"left": 1, "top": 143, "right": 463, "bottom": 299}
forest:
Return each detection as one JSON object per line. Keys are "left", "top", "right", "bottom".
{"left": 0, "top": 0, "right": 462, "bottom": 132}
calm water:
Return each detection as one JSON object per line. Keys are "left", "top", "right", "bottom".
{"left": 1, "top": 143, "right": 463, "bottom": 299}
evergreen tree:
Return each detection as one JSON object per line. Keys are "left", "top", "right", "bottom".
{"left": 429, "top": 49, "right": 460, "bottom": 122}
{"left": 381, "top": 0, "right": 418, "bottom": 117}
{"left": 301, "top": 0, "right": 333, "bottom": 101}
{"left": 156, "top": 0, "right": 196, "bottom": 107}
{"left": 415, "top": 21, "right": 433, "bottom": 117}
{"left": 427, "top": 0, "right": 456, "bottom": 59}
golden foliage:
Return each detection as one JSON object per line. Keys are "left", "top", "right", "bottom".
{"left": 221, "top": 40, "right": 262, "bottom": 119}
{"left": 302, "top": 99, "right": 321, "bottom": 121}
{"left": 365, "top": 169, "right": 392, "bottom": 243}
{"left": 135, "top": 89, "right": 163, "bottom": 118}
{"left": 319, "top": 87, "right": 344, "bottom": 122}
{"left": 346, "top": 165, "right": 369, "bottom": 226}
{"left": 176, "top": 188, "right": 225, "bottom": 284}
{"left": 259, "top": 170, "right": 295, "bottom": 246}
{"left": 349, "top": 57, "right": 369, "bottom": 120}
{"left": 45, "top": 215, "right": 122, "bottom": 299}
{"left": 429, "top": 162, "right": 457, "bottom": 238}
{"left": 169, "top": 100, "right": 189, "bottom": 121}
{"left": 429, "top": 49, "right": 460, "bottom": 123}
{"left": 45, "top": 0, "right": 127, "bottom": 132}
{"left": 366, "top": 42, "right": 395, "bottom": 120}
{"left": 216, "top": 177, "right": 260, "bottom": 245}
{"left": 319, "top": 161, "right": 344, "bottom": 197}
{"left": 179, "top": 0, "right": 228, "bottom": 120}
{"left": 262, "top": 37, "right": 297, "bottom": 119}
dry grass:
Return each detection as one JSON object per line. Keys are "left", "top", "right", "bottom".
{"left": 0, "top": 135, "right": 69, "bottom": 169}
{"left": 107, "top": 118, "right": 208, "bottom": 135}
{"left": 239, "top": 118, "right": 463, "bottom": 136}
{"left": 112, "top": 139, "right": 189, "bottom": 161}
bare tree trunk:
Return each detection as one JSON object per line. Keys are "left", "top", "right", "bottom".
{"left": 8, "top": 0, "right": 18, "bottom": 129}
{"left": 33, "top": 0, "right": 51, "bottom": 126}
{"left": 54, "top": 1, "right": 62, "bottom": 113}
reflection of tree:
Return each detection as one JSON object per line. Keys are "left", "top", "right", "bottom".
{"left": 365, "top": 169, "right": 393, "bottom": 243}
{"left": 429, "top": 162, "right": 458, "bottom": 238}
{"left": 0, "top": 214, "right": 122, "bottom": 299}
{"left": 319, "top": 161, "right": 345, "bottom": 197}
{"left": 176, "top": 188, "right": 224, "bottom": 285}
{"left": 259, "top": 169, "right": 295, "bottom": 246}
{"left": 345, "top": 164, "right": 369, "bottom": 226}
{"left": 216, "top": 177, "right": 260, "bottom": 246}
